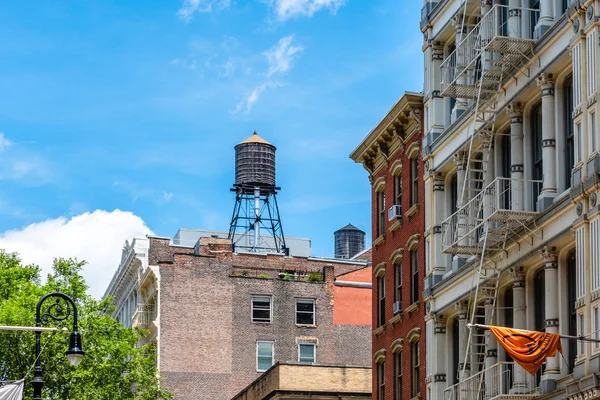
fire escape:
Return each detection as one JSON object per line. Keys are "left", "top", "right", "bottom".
{"left": 439, "top": 3, "right": 542, "bottom": 399}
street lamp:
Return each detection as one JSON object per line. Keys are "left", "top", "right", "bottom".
{"left": 32, "top": 292, "right": 85, "bottom": 400}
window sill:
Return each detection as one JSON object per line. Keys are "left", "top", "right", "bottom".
{"left": 410, "top": 394, "right": 421, "bottom": 400}
{"left": 373, "top": 234, "right": 386, "bottom": 247}
{"left": 405, "top": 302, "right": 419, "bottom": 316}
{"left": 389, "top": 218, "right": 402, "bottom": 233}
{"left": 406, "top": 204, "right": 419, "bottom": 218}
{"left": 373, "top": 325, "right": 385, "bottom": 336}
{"left": 252, "top": 321, "right": 272, "bottom": 325}
{"left": 389, "top": 312, "right": 403, "bottom": 325}
{"left": 296, "top": 324, "right": 317, "bottom": 329}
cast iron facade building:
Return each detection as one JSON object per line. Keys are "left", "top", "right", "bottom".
{"left": 351, "top": 92, "right": 426, "bottom": 400}
{"left": 420, "top": 0, "right": 600, "bottom": 399}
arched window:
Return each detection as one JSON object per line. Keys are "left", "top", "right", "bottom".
{"left": 531, "top": 102, "right": 543, "bottom": 209}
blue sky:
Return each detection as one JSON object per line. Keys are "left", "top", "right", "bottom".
{"left": 0, "top": 0, "right": 423, "bottom": 296}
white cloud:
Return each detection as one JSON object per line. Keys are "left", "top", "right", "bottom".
{"left": 163, "top": 192, "right": 174, "bottom": 202}
{"left": 0, "top": 133, "right": 11, "bottom": 152}
{"left": 177, "top": 0, "right": 231, "bottom": 22}
{"left": 264, "top": 35, "right": 304, "bottom": 76}
{"left": 268, "top": 0, "right": 345, "bottom": 21}
{"left": 232, "top": 35, "right": 303, "bottom": 115}
{"left": 0, "top": 210, "right": 153, "bottom": 298}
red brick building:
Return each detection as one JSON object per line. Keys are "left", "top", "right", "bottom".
{"left": 351, "top": 92, "right": 426, "bottom": 400}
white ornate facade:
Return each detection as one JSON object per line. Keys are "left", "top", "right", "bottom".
{"left": 421, "top": 0, "right": 600, "bottom": 398}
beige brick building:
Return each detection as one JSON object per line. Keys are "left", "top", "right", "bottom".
{"left": 231, "top": 363, "right": 372, "bottom": 400}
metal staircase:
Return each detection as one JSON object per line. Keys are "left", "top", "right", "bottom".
{"left": 439, "top": 3, "right": 541, "bottom": 399}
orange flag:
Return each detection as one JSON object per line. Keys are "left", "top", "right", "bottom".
{"left": 488, "top": 326, "right": 562, "bottom": 375}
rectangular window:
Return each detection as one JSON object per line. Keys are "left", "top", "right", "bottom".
{"left": 296, "top": 299, "right": 315, "bottom": 325}
{"left": 378, "top": 191, "right": 386, "bottom": 237}
{"left": 298, "top": 343, "right": 316, "bottom": 363}
{"left": 411, "top": 157, "right": 419, "bottom": 206}
{"left": 591, "top": 112, "right": 597, "bottom": 153}
{"left": 378, "top": 276, "right": 386, "bottom": 326}
{"left": 395, "top": 352, "right": 403, "bottom": 400}
{"left": 256, "top": 341, "right": 274, "bottom": 372}
{"left": 564, "top": 75, "right": 574, "bottom": 187}
{"left": 576, "top": 123, "right": 582, "bottom": 163}
{"left": 411, "top": 250, "right": 419, "bottom": 304}
{"left": 395, "top": 262, "right": 402, "bottom": 306}
{"left": 394, "top": 175, "right": 402, "bottom": 207}
{"left": 532, "top": 102, "right": 543, "bottom": 205}
{"left": 377, "top": 362, "right": 385, "bottom": 400}
{"left": 251, "top": 296, "right": 272, "bottom": 323}
{"left": 595, "top": 307, "right": 600, "bottom": 349}
{"left": 412, "top": 341, "right": 420, "bottom": 397}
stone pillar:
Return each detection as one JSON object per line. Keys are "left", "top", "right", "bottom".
{"left": 507, "top": 103, "right": 524, "bottom": 211}
{"left": 535, "top": 0, "right": 554, "bottom": 39}
{"left": 431, "top": 43, "right": 446, "bottom": 137}
{"left": 454, "top": 152, "right": 468, "bottom": 270}
{"left": 483, "top": 291, "right": 499, "bottom": 392}
{"left": 540, "top": 246, "right": 560, "bottom": 392}
{"left": 537, "top": 73, "right": 557, "bottom": 211}
{"left": 508, "top": 0, "right": 523, "bottom": 38}
{"left": 451, "top": 15, "right": 468, "bottom": 121}
{"left": 510, "top": 266, "right": 528, "bottom": 391}
{"left": 433, "top": 173, "right": 447, "bottom": 275}
{"left": 432, "top": 315, "right": 448, "bottom": 399}
{"left": 456, "top": 301, "right": 471, "bottom": 380}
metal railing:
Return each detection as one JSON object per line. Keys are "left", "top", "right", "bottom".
{"left": 441, "top": 178, "right": 542, "bottom": 254}
{"left": 133, "top": 304, "right": 156, "bottom": 326}
{"left": 443, "top": 362, "right": 538, "bottom": 400}
{"left": 441, "top": 5, "right": 540, "bottom": 92}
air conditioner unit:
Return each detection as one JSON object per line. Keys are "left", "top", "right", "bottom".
{"left": 393, "top": 301, "right": 402, "bottom": 315}
{"left": 388, "top": 205, "right": 401, "bottom": 221}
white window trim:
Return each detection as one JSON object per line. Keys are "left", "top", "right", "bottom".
{"left": 298, "top": 343, "right": 316, "bottom": 364}
{"left": 296, "top": 298, "right": 316, "bottom": 326}
{"left": 251, "top": 295, "right": 273, "bottom": 323}
{"left": 256, "top": 341, "right": 274, "bottom": 372}
{"left": 594, "top": 305, "right": 600, "bottom": 352}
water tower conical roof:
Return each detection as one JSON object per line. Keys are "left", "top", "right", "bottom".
{"left": 239, "top": 131, "right": 273, "bottom": 146}
{"left": 335, "top": 223, "right": 364, "bottom": 233}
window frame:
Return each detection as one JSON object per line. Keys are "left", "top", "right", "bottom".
{"left": 296, "top": 298, "right": 316, "bottom": 326}
{"left": 256, "top": 341, "right": 274, "bottom": 372}
{"left": 395, "top": 261, "right": 402, "bottom": 307}
{"left": 251, "top": 295, "right": 272, "bottom": 323}
{"left": 410, "top": 250, "right": 419, "bottom": 305}
{"left": 298, "top": 343, "right": 316, "bottom": 363}
{"left": 395, "top": 351, "right": 403, "bottom": 400}
{"left": 411, "top": 340, "right": 420, "bottom": 397}
{"left": 378, "top": 276, "right": 386, "bottom": 327}
{"left": 394, "top": 174, "right": 402, "bottom": 207}
{"left": 377, "top": 190, "right": 386, "bottom": 237}
{"left": 564, "top": 74, "right": 575, "bottom": 187}
{"left": 410, "top": 157, "right": 419, "bottom": 206}
{"left": 377, "top": 361, "right": 385, "bottom": 400}
{"left": 531, "top": 101, "right": 543, "bottom": 206}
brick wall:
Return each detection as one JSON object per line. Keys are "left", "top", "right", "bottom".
{"left": 369, "top": 108, "right": 427, "bottom": 399}
{"left": 150, "top": 237, "right": 372, "bottom": 400}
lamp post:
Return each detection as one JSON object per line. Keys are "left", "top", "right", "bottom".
{"left": 32, "top": 292, "right": 85, "bottom": 400}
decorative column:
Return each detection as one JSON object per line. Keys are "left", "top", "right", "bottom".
{"left": 535, "top": 0, "right": 554, "bottom": 39}
{"left": 433, "top": 172, "right": 447, "bottom": 277}
{"left": 454, "top": 152, "right": 468, "bottom": 270}
{"left": 430, "top": 42, "right": 446, "bottom": 138}
{"left": 509, "top": 266, "right": 528, "bottom": 391}
{"left": 537, "top": 73, "right": 557, "bottom": 211}
{"left": 456, "top": 301, "right": 471, "bottom": 380}
{"left": 451, "top": 14, "right": 468, "bottom": 121}
{"left": 540, "top": 246, "right": 560, "bottom": 391}
{"left": 507, "top": 103, "right": 524, "bottom": 211}
{"left": 508, "top": 0, "right": 522, "bottom": 39}
{"left": 483, "top": 289, "right": 498, "bottom": 393}
{"left": 432, "top": 315, "right": 448, "bottom": 399}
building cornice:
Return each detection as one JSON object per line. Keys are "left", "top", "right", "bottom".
{"left": 350, "top": 92, "right": 423, "bottom": 176}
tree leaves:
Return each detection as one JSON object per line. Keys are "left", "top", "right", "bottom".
{"left": 0, "top": 253, "right": 172, "bottom": 400}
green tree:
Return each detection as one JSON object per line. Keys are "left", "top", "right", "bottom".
{"left": 0, "top": 250, "right": 172, "bottom": 400}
